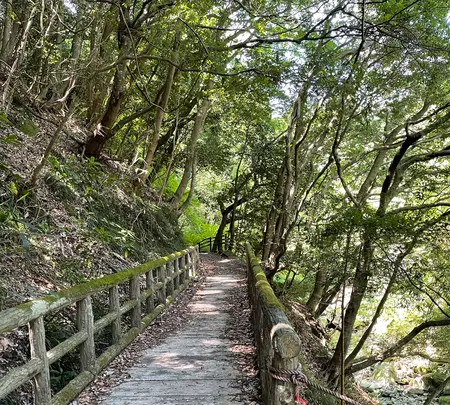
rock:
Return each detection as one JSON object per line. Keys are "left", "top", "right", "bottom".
{"left": 408, "top": 388, "right": 424, "bottom": 395}
{"left": 439, "top": 397, "right": 450, "bottom": 404}
{"left": 423, "top": 372, "right": 449, "bottom": 389}
{"left": 374, "top": 362, "right": 397, "bottom": 385}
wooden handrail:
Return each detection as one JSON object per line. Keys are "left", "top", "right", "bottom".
{"left": 196, "top": 235, "right": 245, "bottom": 254}
{"left": 0, "top": 246, "right": 199, "bottom": 405}
{"left": 246, "top": 243, "right": 301, "bottom": 405}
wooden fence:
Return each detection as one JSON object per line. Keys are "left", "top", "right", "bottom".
{"left": 246, "top": 243, "right": 301, "bottom": 405}
{"left": 197, "top": 235, "right": 245, "bottom": 258}
{"left": 0, "top": 246, "right": 199, "bottom": 405}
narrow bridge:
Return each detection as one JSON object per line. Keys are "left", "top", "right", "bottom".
{"left": 0, "top": 242, "right": 344, "bottom": 405}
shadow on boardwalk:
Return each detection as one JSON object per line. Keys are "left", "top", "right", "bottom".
{"left": 78, "top": 254, "right": 260, "bottom": 405}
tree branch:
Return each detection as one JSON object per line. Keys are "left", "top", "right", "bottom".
{"left": 350, "top": 318, "right": 450, "bottom": 373}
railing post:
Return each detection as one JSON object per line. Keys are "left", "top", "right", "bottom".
{"left": 158, "top": 265, "right": 166, "bottom": 304}
{"left": 195, "top": 245, "right": 199, "bottom": 273}
{"left": 270, "top": 329, "right": 300, "bottom": 405}
{"left": 77, "top": 296, "right": 95, "bottom": 372}
{"left": 183, "top": 253, "right": 187, "bottom": 281}
{"left": 167, "top": 261, "right": 174, "bottom": 297}
{"left": 29, "top": 316, "right": 51, "bottom": 405}
{"left": 129, "top": 276, "right": 141, "bottom": 328}
{"left": 209, "top": 237, "right": 212, "bottom": 252}
{"left": 186, "top": 252, "right": 192, "bottom": 282}
{"left": 177, "top": 256, "right": 184, "bottom": 286}
{"left": 146, "top": 270, "right": 154, "bottom": 314}
{"left": 109, "top": 285, "right": 121, "bottom": 343}
{"left": 172, "top": 259, "right": 181, "bottom": 290}
{"left": 246, "top": 244, "right": 300, "bottom": 405}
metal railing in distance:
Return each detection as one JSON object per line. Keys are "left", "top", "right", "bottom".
{"left": 0, "top": 246, "right": 200, "bottom": 405}
{"left": 246, "top": 243, "right": 301, "bottom": 405}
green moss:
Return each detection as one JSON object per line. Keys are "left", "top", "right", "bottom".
{"left": 1, "top": 248, "right": 194, "bottom": 332}
{"left": 439, "top": 397, "right": 450, "bottom": 404}
{"left": 16, "top": 117, "right": 38, "bottom": 137}
{"left": 255, "top": 279, "right": 285, "bottom": 311}
{"left": 247, "top": 247, "right": 285, "bottom": 312}
{"left": 423, "top": 371, "right": 448, "bottom": 389}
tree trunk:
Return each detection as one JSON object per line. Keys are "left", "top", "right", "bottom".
{"left": 306, "top": 268, "right": 327, "bottom": 314}
{"left": 178, "top": 154, "right": 198, "bottom": 215}
{"left": 0, "top": 0, "right": 13, "bottom": 64}
{"left": 84, "top": 4, "right": 133, "bottom": 157}
{"left": 423, "top": 375, "right": 450, "bottom": 405}
{"left": 213, "top": 212, "right": 229, "bottom": 253}
{"left": 344, "top": 243, "right": 416, "bottom": 370}
{"left": 327, "top": 234, "right": 373, "bottom": 383}
{"left": 349, "top": 318, "right": 450, "bottom": 374}
{"left": 30, "top": 108, "right": 73, "bottom": 187}
{"left": 315, "top": 281, "right": 342, "bottom": 318}
{"left": 213, "top": 198, "right": 246, "bottom": 252}
{"left": 139, "top": 33, "right": 180, "bottom": 180}
{"left": 172, "top": 80, "right": 213, "bottom": 207}
{"left": 1, "top": 3, "right": 37, "bottom": 110}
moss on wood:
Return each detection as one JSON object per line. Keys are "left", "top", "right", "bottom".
{"left": 247, "top": 246, "right": 285, "bottom": 312}
{"left": 0, "top": 248, "right": 195, "bottom": 333}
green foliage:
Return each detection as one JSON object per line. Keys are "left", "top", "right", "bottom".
{"left": 181, "top": 194, "right": 218, "bottom": 246}
{"left": 44, "top": 155, "right": 184, "bottom": 260}
{"left": 0, "top": 134, "right": 21, "bottom": 146}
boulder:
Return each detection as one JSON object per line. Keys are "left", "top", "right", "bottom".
{"left": 422, "top": 372, "right": 448, "bottom": 389}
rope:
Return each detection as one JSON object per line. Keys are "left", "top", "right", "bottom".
{"left": 268, "top": 366, "right": 363, "bottom": 405}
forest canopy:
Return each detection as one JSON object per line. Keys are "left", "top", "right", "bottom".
{"left": 1, "top": 0, "right": 450, "bottom": 390}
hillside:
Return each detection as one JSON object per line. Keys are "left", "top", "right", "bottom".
{"left": 0, "top": 106, "right": 185, "bottom": 310}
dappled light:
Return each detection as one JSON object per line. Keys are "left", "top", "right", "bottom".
{"left": 1, "top": 0, "right": 449, "bottom": 404}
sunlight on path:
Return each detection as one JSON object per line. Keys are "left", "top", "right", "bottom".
{"left": 100, "top": 255, "right": 247, "bottom": 404}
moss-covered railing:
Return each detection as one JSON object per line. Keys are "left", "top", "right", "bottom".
{"left": 0, "top": 246, "right": 199, "bottom": 405}
{"left": 246, "top": 243, "right": 301, "bottom": 405}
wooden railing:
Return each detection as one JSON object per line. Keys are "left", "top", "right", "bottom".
{"left": 197, "top": 235, "right": 245, "bottom": 258}
{"left": 0, "top": 246, "right": 199, "bottom": 405}
{"left": 246, "top": 243, "right": 301, "bottom": 405}
{"left": 197, "top": 236, "right": 216, "bottom": 252}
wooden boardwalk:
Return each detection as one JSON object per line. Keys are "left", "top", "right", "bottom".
{"left": 101, "top": 256, "right": 247, "bottom": 404}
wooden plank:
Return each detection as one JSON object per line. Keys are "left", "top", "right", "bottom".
{"left": 119, "top": 299, "right": 138, "bottom": 316}
{"left": 77, "top": 297, "right": 95, "bottom": 372}
{"left": 29, "top": 316, "right": 51, "bottom": 405}
{"left": 0, "top": 358, "right": 43, "bottom": 399}
{"left": 47, "top": 330, "right": 88, "bottom": 365}
{"left": 94, "top": 312, "right": 117, "bottom": 334}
